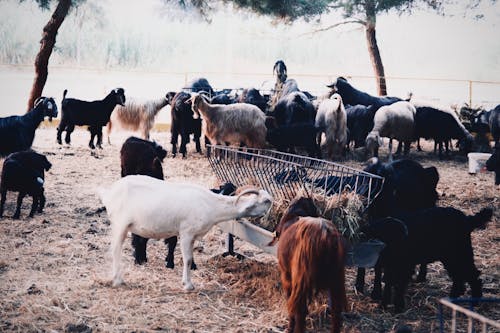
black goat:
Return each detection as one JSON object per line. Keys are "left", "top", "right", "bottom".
{"left": 120, "top": 136, "right": 166, "bottom": 179}
{"left": 272, "top": 91, "right": 316, "bottom": 126}
{"left": 489, "top": 105, "right": 500, "bottom": 144}
{"left": 0, "top": 151, "right": 52, "bottom": 219}
{"left": 265, "top": 117, "right": 321, "bottom": 158}
{"left": 211, "top": 93, "right": 236, "bottom": 105}
{"left": 57, "top": 88, "right": 125, "bottom": 149}
{"left": 364, "top": 207, "right": 492, "bottom": 312}
{"left": 183, "top": 77, "right": 214, "bottom": 96}
{"left": 486, "top": 144, "right": 500, "bottom": 185}
{"left": 356, "top": 157, "right": 440, "bottom": 298}
{"left": 169, "top": 91, "right": 202, "bottom": 158}
{"left": 0, "top": 97, "right": 58, "bottom": 157}
{"left": 414, "top": 106, "right": 474, "bottom": 158}
{"left": 345, "top": 104, "right": 379, "bottom": 149}
{"left": 327, "top": 77, "right": 402, "bottom": 108}
{"left": 238, "top": 88, "right": 269, "bottom": 113}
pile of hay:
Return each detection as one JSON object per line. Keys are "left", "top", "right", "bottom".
{"left": 248, "top": 185, "right": 367, "bottom": 243}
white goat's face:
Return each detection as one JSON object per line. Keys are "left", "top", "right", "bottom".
{"left": 236, "top": 189, "right": 273, "bottom": 218}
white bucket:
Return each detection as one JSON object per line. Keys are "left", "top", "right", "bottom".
{"left": 468, "top": 152, "right": 492, "bottom": 174}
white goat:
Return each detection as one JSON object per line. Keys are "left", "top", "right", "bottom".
{"left": 190, "top": 93, "right": 267, "bottom": 149}
{"left": 365, "top": 101, "right": 416, "bottom": 161}
{"left": 98, "top": 175, "right": 273, "bottom": 290}
{"left": 107, "top": 95, "right": 170, "bottom": 143}
{"left": 315, "top": 93, "right": 347, "bottom": 159}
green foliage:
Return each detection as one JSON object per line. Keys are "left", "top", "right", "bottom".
{"left": 222, "top": 0, "right": 496, "bottom": 22}
{"left": 227, "top": 0, "right": 331, "bottom": 22}
{"left": 21, "top": 0, "right": 85, "bottom": 11}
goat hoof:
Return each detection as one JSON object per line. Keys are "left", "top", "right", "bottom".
{"left": 134, "top": 258, "right": 147, "bottom": 265}
{"left": 13, "top": 214, "right": 20, "bottom": 219}
{"left": 165, "top": 261, "right": 174, "bottom": 269}
{"left": 112, "top": 277, "right": 124, "bottom": 287}
{"left": 183, "top": 282, "right": 194, "bottom": 291}
{"left": 191, "top": 262, "right": 197, "bottom": 270}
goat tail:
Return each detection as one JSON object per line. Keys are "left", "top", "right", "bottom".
{"left": 63, "top": 89, "right": 68, "bottom": 100}
{"left": 467, "top": 207, "right": 493, "bottom": 232}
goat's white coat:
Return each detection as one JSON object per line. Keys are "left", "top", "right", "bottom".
{"left": 315, "top": 93, "right": 347, "bottom": 159}
{"left": 99, "top": 175, "right": 273, "bottom": 290}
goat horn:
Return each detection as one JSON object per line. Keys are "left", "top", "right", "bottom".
{"left": 235, "top": 188, "right": 260, "bottom": 204}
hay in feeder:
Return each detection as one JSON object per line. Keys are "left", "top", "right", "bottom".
{"left": 248, "top": 185, "right": 367, "bottom": 243}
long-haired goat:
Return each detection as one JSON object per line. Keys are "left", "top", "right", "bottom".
{"left": 189, "top": 93, "right": 267, "bottom": 150}
{"left": 315, "top": 93, "right": 348, "bottom": 160}
{"left": 98, "top": 175, "right": 272, "bottom": 290}
{"left": 270, "top": 197, "right": 347, "bottom": 333}
{"left": 107, "top": 93, "right": 173, "bottom": 143}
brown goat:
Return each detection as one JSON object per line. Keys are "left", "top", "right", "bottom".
{"left": 274, "top": 197, "right": 347, "bottom": 333}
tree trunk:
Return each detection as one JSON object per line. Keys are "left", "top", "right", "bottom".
{"left": 364, "top": 2, "right": 387, "bottom": 96}
{"left": 27, "top": 0, "right": 71, "bottom": 112}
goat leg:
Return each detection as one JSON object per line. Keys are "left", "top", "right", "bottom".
{"left": 0, "top": 189, "right": 6, "bottom": 217}
{"left": 96, "top": 127, "right": 103, "bottom": 149}
{"left": 131, "top": 234, "right": 149, "bottom": 265}
{"left": 371, "top": 264, "right": 383, "bottom": 300}
{"left": 29, "top": 195, "right": 39, "bottom": 218}
{"left": 13, "top": 192, "right": 26, "bottom": 219}
{"left": 65, "top": 124, "right": 74, "bottom": 145}
{"left": 355, "top": 267, "right": 365, "bottom": 293}
{"left": 88, "top": 126, "right": 97, "bottom": 149}
{"left": 56, "top": 123, "right": 64, "bottom": 145}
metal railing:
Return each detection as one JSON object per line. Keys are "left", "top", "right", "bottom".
{"left": 438, "top": 298, "right": 500, "bottom": 333}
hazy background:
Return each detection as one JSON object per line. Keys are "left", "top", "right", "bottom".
{"left": 0, "top": 0, "right": 499, "bottom": 122}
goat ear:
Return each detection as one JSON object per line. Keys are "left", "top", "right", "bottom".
{"left": 267, "top": 235, "right": 278, "bottom": 246}
{"left": 365, "top": 157, "right": 379, "bottom": 167}
{"left": 235, "top": 188, "right": 260, "bottom": 205}
{"left": 34, "top": 97, "right": 45, "bottom": 108}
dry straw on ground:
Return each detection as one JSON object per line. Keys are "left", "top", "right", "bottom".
{"left": 0, "top": 129, "right": 498, "bottom": 333}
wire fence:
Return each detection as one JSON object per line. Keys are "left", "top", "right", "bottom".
{"left": 1, "top": 64, "right": 499, "bottom": 119}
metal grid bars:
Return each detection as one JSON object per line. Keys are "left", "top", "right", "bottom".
{"left": 207, "top": 145, "right": 384, "bottom": 212}
{"left": 438, "top": 298, "right": 500, "bottom": 333}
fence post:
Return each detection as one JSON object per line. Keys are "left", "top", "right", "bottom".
{"left": 469, "top": 80, "right": 473, "bottom": 107}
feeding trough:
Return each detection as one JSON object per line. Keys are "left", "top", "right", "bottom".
{"left": 207, "top": 145, "right": 385, "bottom": 267}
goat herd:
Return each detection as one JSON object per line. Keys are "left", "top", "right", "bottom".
{"left": 0, "top": 60, "right": 498, "bottom": 333}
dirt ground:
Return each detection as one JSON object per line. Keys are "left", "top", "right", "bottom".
{"left": 0, "top": 128, "right": 498, "bottom": 333}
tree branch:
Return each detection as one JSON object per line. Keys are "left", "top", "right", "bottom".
{"left": 299, "top": 19, "right": 366, "bottom": 36}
